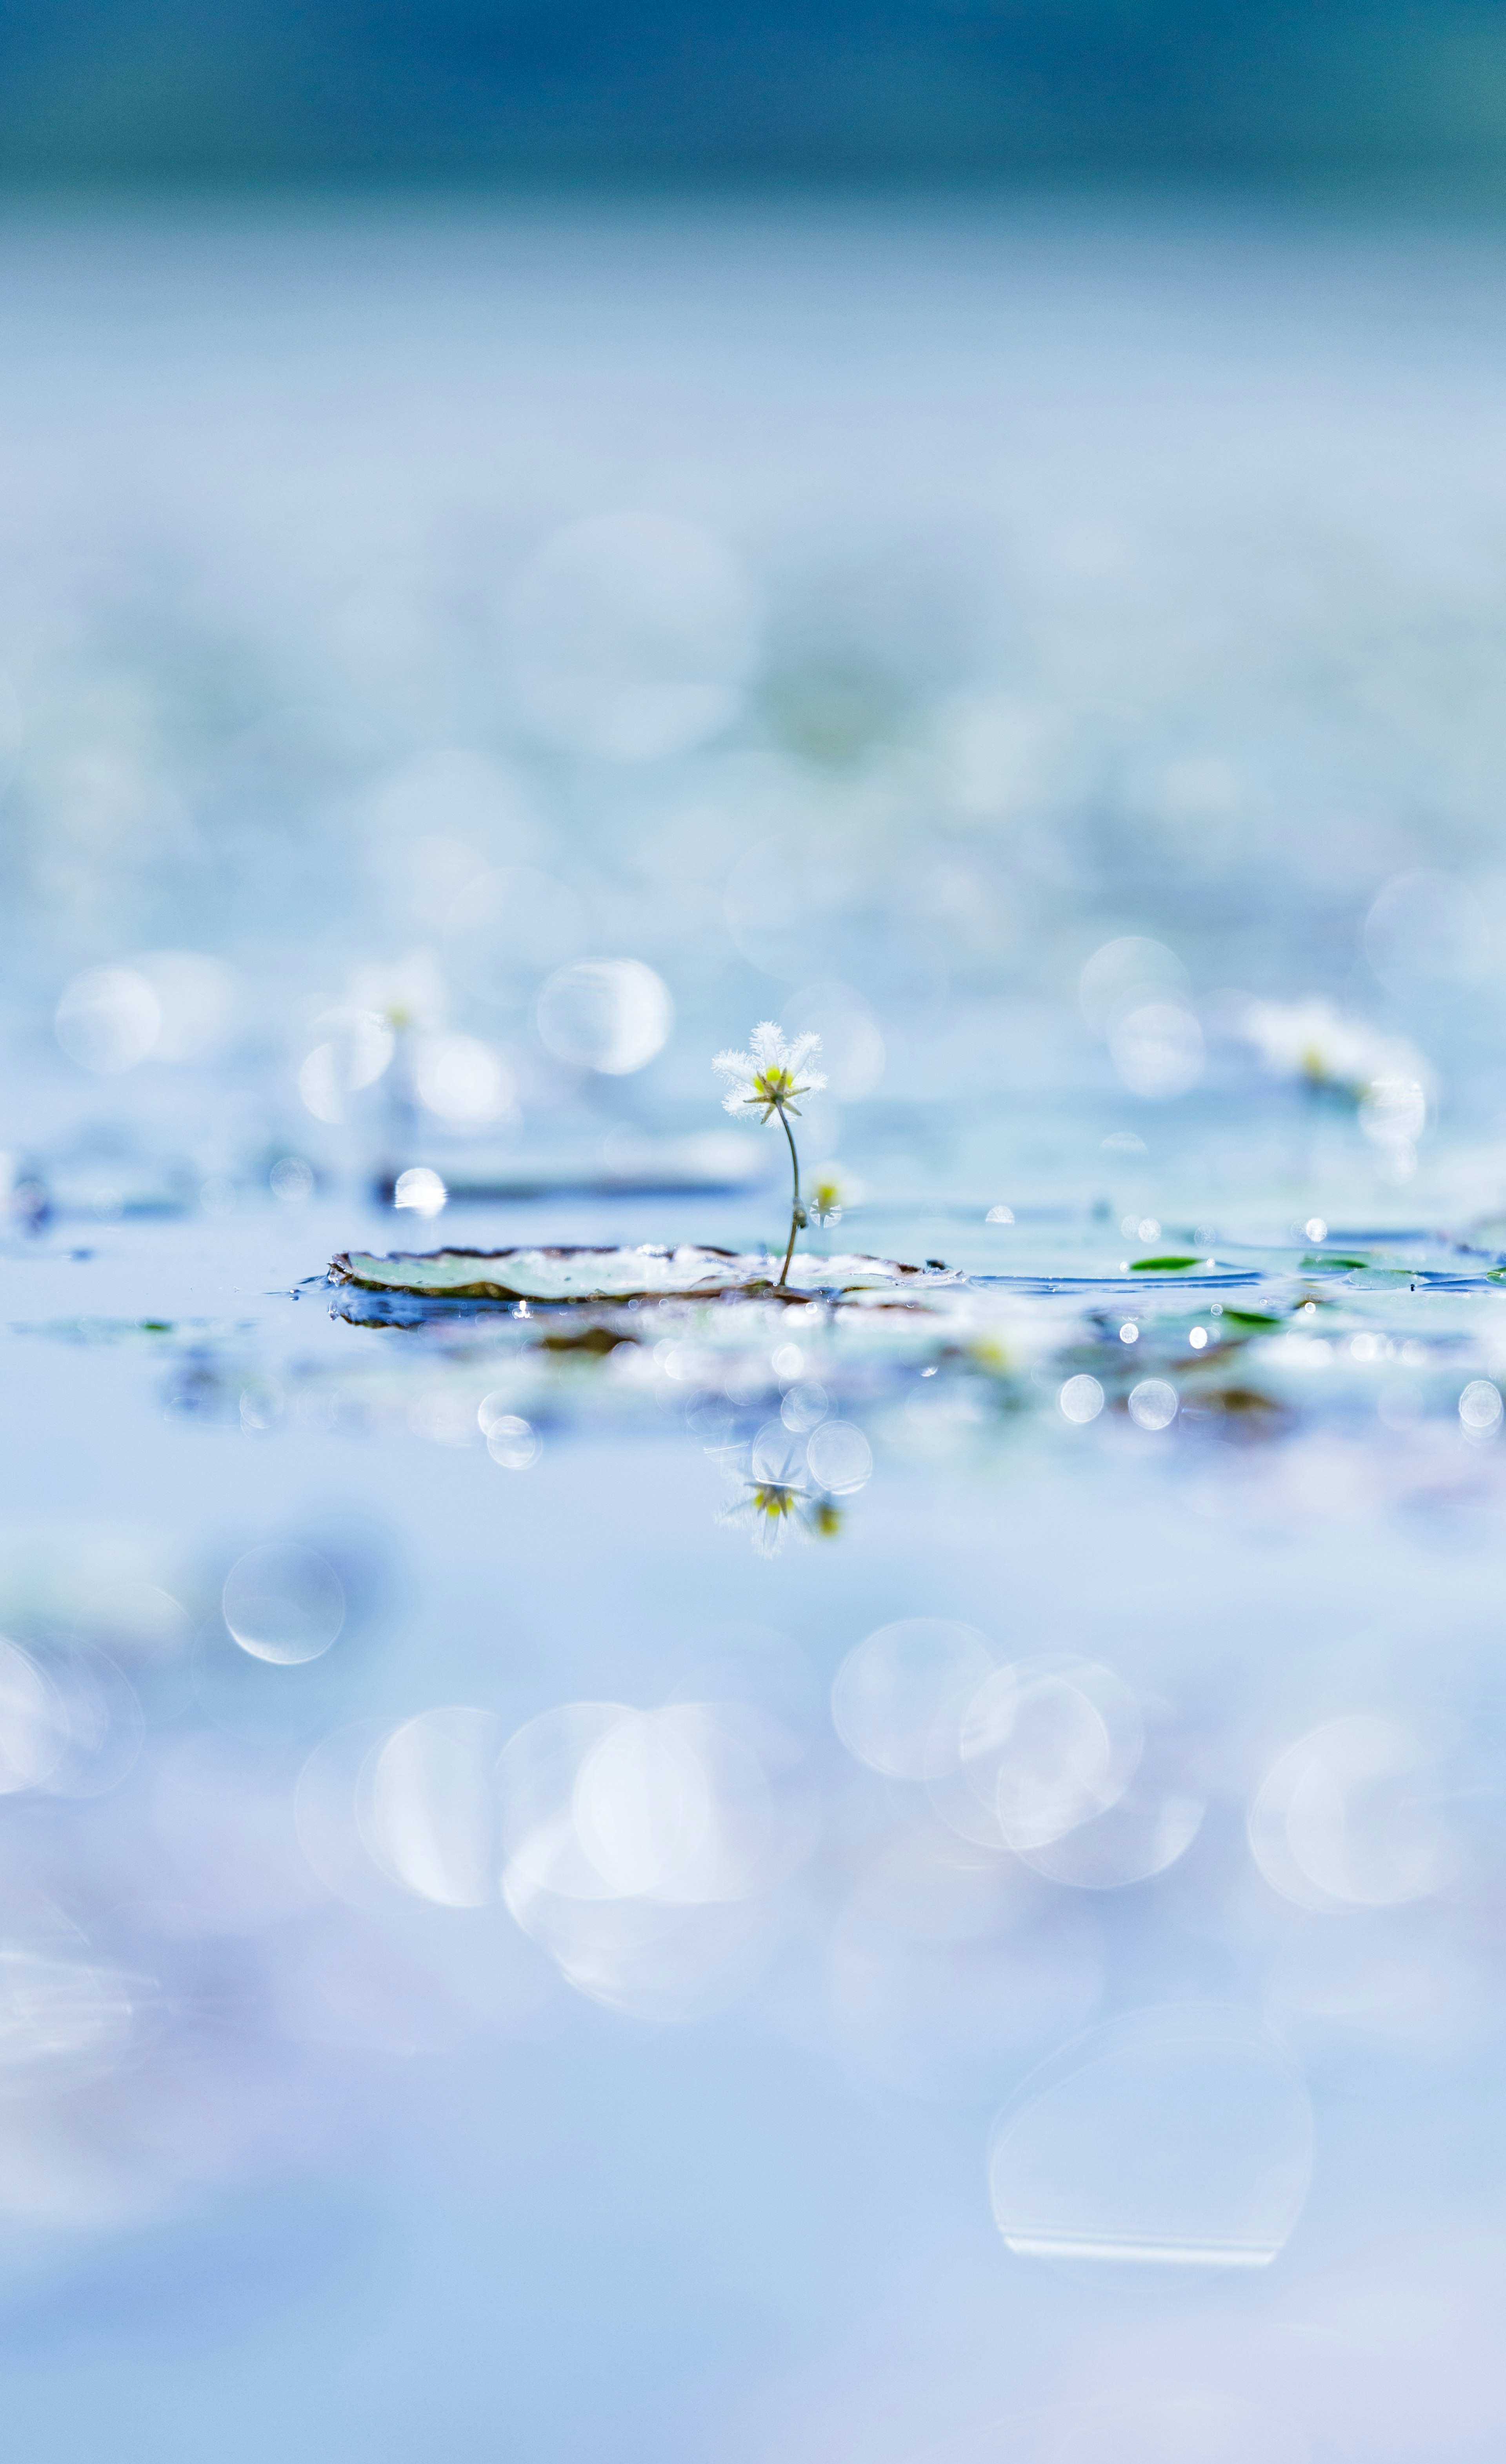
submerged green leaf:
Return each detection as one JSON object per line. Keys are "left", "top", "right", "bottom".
{"left": 1128, "top": 1255, "right": 1205, "bottom": 1272}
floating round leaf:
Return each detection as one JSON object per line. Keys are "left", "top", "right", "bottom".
{"left": 328, "top": 1244, "right": 929, "bottom": 1304}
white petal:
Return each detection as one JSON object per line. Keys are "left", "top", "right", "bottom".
{"left": 785, "top": 1032, "right": 822, "bottom": 1075}
{"left": 749, "top": 1022, "right": 785, "bottom": 1065}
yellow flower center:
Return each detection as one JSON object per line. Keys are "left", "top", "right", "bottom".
{"left": 755, "top": 1067, "right": 798, "bottom": 1104}
{"left": 752, "top": 1484, "right": 799, "bottom": 1519}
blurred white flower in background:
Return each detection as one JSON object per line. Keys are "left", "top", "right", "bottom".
{"left": 349, "top": 953, "right": 448, "bottom": 1036}
{"left": 1234, "top": 996, "right": 1431, "bottom": 1169}
{"left": 1238, "top": 997, "right": 1414, "bottom": 1096}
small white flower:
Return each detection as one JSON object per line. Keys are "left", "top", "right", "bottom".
{"left": 712, "top": 1022, "right": 826, "bottom": 1124}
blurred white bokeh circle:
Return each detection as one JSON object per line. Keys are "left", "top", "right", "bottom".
{"left": 1250, "top": 1713, "right": 1464, "bottom": 1910}
{"left": 831, "top": 1620, "right": 996, "bottom": 1782}
{"left": 55, "top": 967, "right": 162, "bottom": 1074}
{"left": 485, "top": 1415, "right": 540, "bottom": 1469}
{"left": 222, "top": 1544, "right": 345, "bottom": 1665}
{"left": 960, "top": 1656, "right": 1143, "bottom": 1852}
{"left": 269, "top": 1155, "right": 315, "bottom": 1202}
{"left": 1060, "top": 1373, "right": 1105, "bottom": 1424}
{"left": 393, "top": 1166, "right": 447, "bottom": 1215}
{"left": 535, "top": 958, "right": 673, "bottom": 1074}
{"left": 1128, "top": 1379, "right": 1178, "bottom": 1431}
{"left": 572, "top": 1713, "right": 714, "bottom": 1899}
{"left": 1079, "top": 936, "right": 1189, "bottom": 1031}
{"left": 38, "top": 1641, "right": 144, "bottom": 1801}
{"left": 366, "top": 1708, "right": 503, "bottom": 1908}
{"left": 989, "top": 2007, "right": 1314, "bottom": 2269}
{"left": 780, "top": 1379, "right": 829, "bottom": 1434}
{"left": 497, "top": 1697, "right": 775, "bottom": 1927}
{"left": 1358, "top": 1076, "right": 1427, "bottom": 1148}
{"left": 133, "top": 950, "right": 240, "bottom": 1062}
{"left": 413, "top": 1034, "right": 515, "bottom": 1124}
{"left": 1110, "top": 1002, "right": 1204, "bottom": 1099}
{"left": 1459, "top": 1378, "right": 1503, "bottom": 1434}
{"left": 298, "top": 1007, "right": 394, "bottom": 1122}
{"left": 805, "top": 1420, "right": 872, "bottom": 1493}
{"left": 0, "top": 1637, "right": 67, "bottom": 1794}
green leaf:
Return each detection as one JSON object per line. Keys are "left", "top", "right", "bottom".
{"left": 1128, "top": 1254, "right": 1204, "bottom": 1272}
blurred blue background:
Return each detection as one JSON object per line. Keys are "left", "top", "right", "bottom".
{"left": 6, "top": 0, "right": 1506, "bottom": 186}
{"left": 4, "top": 12, "right": 1506, "bottom": 2464}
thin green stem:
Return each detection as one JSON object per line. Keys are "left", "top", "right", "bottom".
{"left": 777, "top": 1107, "right": 802, "bottom": 1288}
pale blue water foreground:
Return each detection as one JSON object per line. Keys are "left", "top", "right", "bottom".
{"left": 2, "top": 200, "right": 1506, "bottom": 2462}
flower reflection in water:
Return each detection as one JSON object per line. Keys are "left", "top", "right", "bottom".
{"left": 720, "top": 1477, "right": 842, "bottom": 1557}
{"left": 718, "top": 1416, "right": 855, "bottom": 1554}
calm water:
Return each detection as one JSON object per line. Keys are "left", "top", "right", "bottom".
{"left": 2, "top": 199, "right": 1506, "bottom": 2461}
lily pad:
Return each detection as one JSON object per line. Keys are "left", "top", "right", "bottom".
{"left": 328, "top": 1244, "right": 928, "bottom": 1304}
